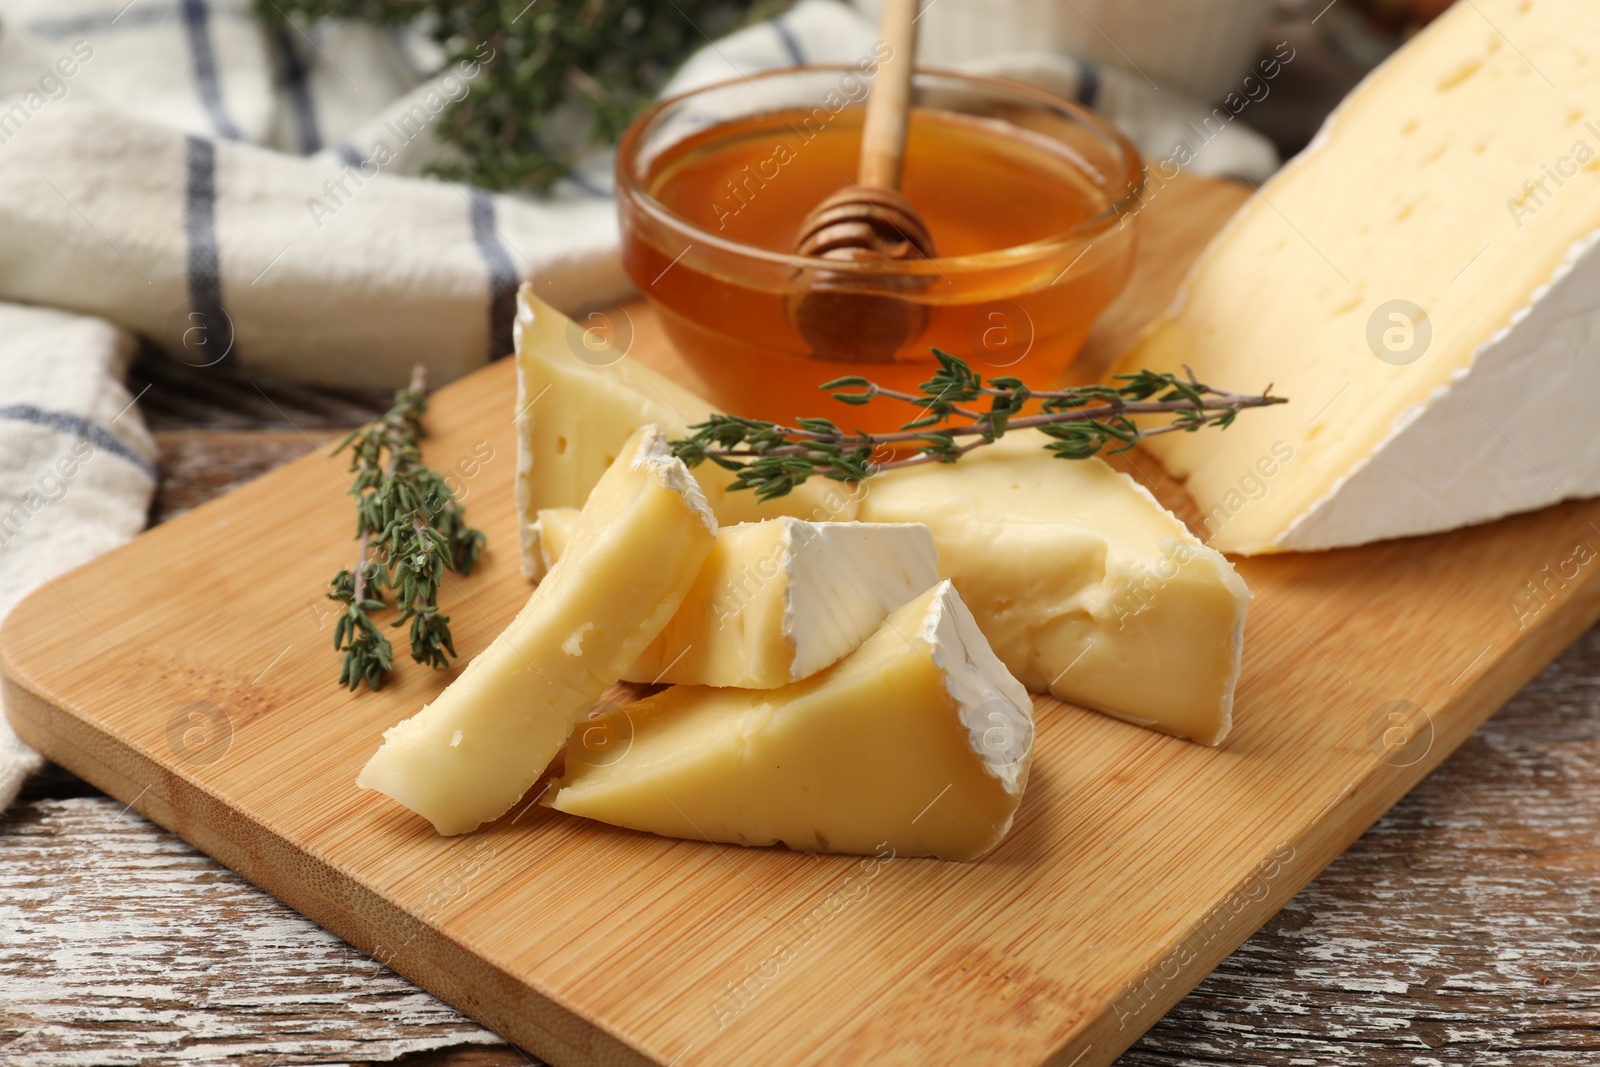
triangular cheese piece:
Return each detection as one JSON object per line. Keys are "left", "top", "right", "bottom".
{"left": 533, "top": 511, "right": 941, "bottom": 688}
{"left": 514, "top": 286, "right": 858, "bottom": 576}
{"left": 1117, "top": 0, "right": 1600, "bottom": 553}
{"left": 358, "top": 426, "right": 716, "bottom": 834}
{"left": 548, "top": 581, "right": 1033, "bottom": 861}
{"left": 859, "top": 432, "right": 1248, "bottom": 745}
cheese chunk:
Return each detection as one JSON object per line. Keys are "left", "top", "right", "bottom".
{"left": 858, "top": 433, "right": 1248, "bottom": 745}
{"left": 535, "top": 512, "right": 940, "bottom": 688}
{"left": 357, "top": 426, "right": 716, "bottom": 835}
{"left": 528, "top": 506, "right": 579, "bottom": 577}
{"left": 1115, "top": 0, "right": 1600, "bottom": 553}
{"left": 549, "top": 581, "right": 1032, "bottom": 861}
{"left": 514, "top": 286, "right": 858, "bottom": 577}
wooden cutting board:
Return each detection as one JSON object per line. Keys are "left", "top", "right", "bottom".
{"left": 7, "top": 176, "right": 1600, "bottom": 1067}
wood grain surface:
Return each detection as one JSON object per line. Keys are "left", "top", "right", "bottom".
{"left": 7, "top": 623, "right": 1595, "bottom": 1066}
{"left": 3, "top": 175, "right": 1599, "bottom": 1067}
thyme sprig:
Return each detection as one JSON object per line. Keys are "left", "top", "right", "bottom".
{"left": 329, "top": 365, "right": 486, "bottom": 691}
{"left": 670, "top": 350, "right": 1286, "bottom": 501}
{"left": 259, "top": 0, "right": 776, "bottom": 193}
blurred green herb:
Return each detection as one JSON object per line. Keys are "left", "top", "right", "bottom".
{"left": 329, "top": 365, "right": 486, "bottom": 691}
{"left": 670, "top": 350, "right": 1287, "bottom": 501}
{"left": 259, "top": 0, "right": 784, "bottom": 192}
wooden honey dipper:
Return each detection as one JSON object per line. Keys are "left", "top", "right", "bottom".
{"left": 790, "top": 0, "right": 934, "bottom": 363}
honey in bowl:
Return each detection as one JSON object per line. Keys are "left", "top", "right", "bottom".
{"left": 617, "top": 67, "right": 1143, "bottom": 432}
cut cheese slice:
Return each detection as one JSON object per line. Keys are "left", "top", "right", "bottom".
{"left": 534, "top": 511, "right": 940, "bottom": 688}
{"left": 357, "top": 426, "right": 716, "bottom": 834}
{"left": 527, "top": 506, "right": 579, "bottom": 578}
{"left": 1114, "top": 0, "right": 1600, "bottom": 553}
{"left": 514, "top": 285, "right": 859, "bottom": 577}
{"left": 549, "top": 581, "right": 1033, "bottom": 861}
{"left": 858, "top": 432, "right": 1248, "bottom": 745}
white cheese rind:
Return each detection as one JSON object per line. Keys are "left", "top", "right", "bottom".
{"left": 536, "top": 513, "right": 941, "bottom": 687}
{"left": 513, "top": 285, "right": 859, "bottom": 577}
{"left": 781, "top": 520, "right": 942, "bottom": 682}
{"left": 631, "top": 422, "right": 716, "bottom": 534}
{"left": 1116, "top": 0, "right": 1600, "bottom": 553}
{"left": 920, "top": 579, "right": 1033, "bottom": 797}
{"left": 1280, "top": 230, "right": 1600, "bottom": 550}
{"left": 547, "top": 581, "right": 1034, "bottom": 861}
{"left": 356, "top": 425, "right": 716, "bottom": 835}
{"left": 634, "top": 518, "right": 940, "bottom": 686}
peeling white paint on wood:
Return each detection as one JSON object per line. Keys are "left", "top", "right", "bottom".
{"left": 1122, "top": 625, "right": 1600, "bottom": 1066}
{"left": 0, "top": 796, "right": 514, "bottom": 1066}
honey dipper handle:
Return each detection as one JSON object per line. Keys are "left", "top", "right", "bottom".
{"left": 858, "top": 0, "right": 919, "bottom": 191}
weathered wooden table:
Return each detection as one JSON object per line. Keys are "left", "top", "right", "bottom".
{"left": 3, "top": 341, "right": 1597, "bottom": 1067}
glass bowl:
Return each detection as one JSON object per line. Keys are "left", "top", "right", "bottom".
{"left": 617, "top": 64, "right": 1145, "bottom": 431}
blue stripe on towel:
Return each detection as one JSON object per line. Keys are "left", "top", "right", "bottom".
{"left": 1075, "top": 61, "right": 1101, "bottom": 108}
{"left": 272, "top": 23, "right": 322, "bottom": 154}
{"left": 770, "top": 17, "right": 806, "bottom": 66}
{"left": 560, "top": 166, "right": 612, "bottom": 200}
{"left": 333, "top": 141, "right": 365, "bottom": 169}
{"left": 467, "top": 190, "right": 520, "bottom": 360}
{"left": 181, "top": 0, "right": 241, "bottom": 140}
{"left": 0, "top": 405, "right": 157, "bottom": 479}
{"left": 184, "top": 136, "right": 235, "bottom": 368}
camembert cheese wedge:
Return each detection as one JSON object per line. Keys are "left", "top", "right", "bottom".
{"left": 548, "top": 581, "right": 1033, "bottom": 861}
{"left": 533, "top": 511, "right": 940, "bottom": 688}
{"left": 1116, "top": 0, "right": 1600, "bottom": 552}
{"left": 858, "top": 433, "right": 1248, "bottom": 745}
{"left": 514, "top": 286, "right": 857, "bottom": 577}
{"left": 357, "top": 426, "right": 716, "bottom": 835}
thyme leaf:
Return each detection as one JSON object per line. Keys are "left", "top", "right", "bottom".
{"left": 669, "top": 350, "right": 1286, "bottom": 500}
{"left": 328, "top": 365, "right": 486, "bottom": 691}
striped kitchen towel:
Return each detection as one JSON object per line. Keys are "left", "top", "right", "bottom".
{"left": 0, "top": 305, "right": 158, "bottom": 806}
{"left": 0, "top": 0, "right": 1279, "bottom": 809}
